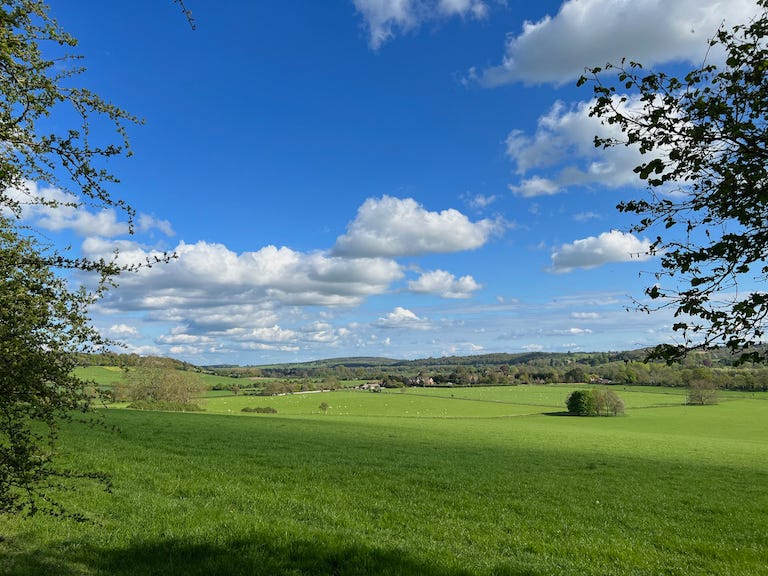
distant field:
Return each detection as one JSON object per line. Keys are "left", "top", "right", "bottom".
{"left": 1, "top": 386, "right": 767, "bottom": 575}
{"left": 73, "top": 365, "right": 126, "bottom": 386}
{"left": 73, "top": 366, "right": 247, "bottom": 391}
{"left": 203, "top": 383, "right": 768, "bottom": 416}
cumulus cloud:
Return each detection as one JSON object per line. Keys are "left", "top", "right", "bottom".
{"left": 550, "top": 230, "right": 654, "bottom": 273}
{"left": 333, "top": 196, "right": 503, "bottom": 257}
{"left": 86, "top": 239, "right": 405, "bottom": 319}
{"left": 353, "top": 0, "right": 490, "bottom": 49}
{"left": 480, "top": 0, "right": 762, "bottom": 86}
{"left": 103, "top": 323, "right": 140, "bottom": 339}
{"left": 408, "top": 269, "right": 482, "bottom": 298}
{"left": 506, "top": 97, "right": 662, "bottom": 196}
{"left": 377, "top": 306, "right": 432, "bottom": 330}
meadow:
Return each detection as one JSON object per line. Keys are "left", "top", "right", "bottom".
{"left": 1, "top": 385, "right": 767, "bottom": 575}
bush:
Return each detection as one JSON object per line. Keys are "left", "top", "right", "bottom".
{"left": 241, "top": 406, "right": 278, "bottom": 414}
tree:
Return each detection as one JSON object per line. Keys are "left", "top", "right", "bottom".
{"left": 683, "top": 367, "right": 719, "bottom": 405}
{"left": 0, "top": 221, "right": 107, "bottom": 516}
{"left": 0, "top": 1, "right": 173, "bottom": 515}
{"left": 579, "top": 1, "right": 768, "bottom": 363}
{"left": 566, "top": 390, "right": 596, "bottom": 416}
{"left": 113, "top": 361, "right": 205, "bottom": 406}
{"left": 564, "top": 366, "right": 587, "bottom": 383}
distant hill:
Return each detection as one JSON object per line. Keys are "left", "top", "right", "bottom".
{"left": 79, "top": 344, "right": 768, "bottom": 376}
{"left": 225, "top": 349, "right": 654, "bottom": 371}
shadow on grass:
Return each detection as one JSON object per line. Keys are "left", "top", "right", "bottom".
{"left": 2, "top": 532, "right": 540, "bottom": 576}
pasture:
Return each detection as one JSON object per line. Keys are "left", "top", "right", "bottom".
{"left": 1, "top": 385, "right": 767, "bottom": 575}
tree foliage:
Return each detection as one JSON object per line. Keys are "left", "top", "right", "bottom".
{"left": 0, "top": 221, "right": 107, "bottom": 516}
{"left": 0, "top": 1, "right": 171, "bottom": 516}
{"left": 566, "top": 390, "right": 595, "bottom": 416}
{"left": 579, "top": 1, "right": 768, "bottom": 363}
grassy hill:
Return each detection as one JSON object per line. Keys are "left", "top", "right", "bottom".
{"left": 1, "top": 385, "right": 767, "bottom": 575}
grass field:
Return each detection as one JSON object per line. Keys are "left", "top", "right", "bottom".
{"left": 73, "top": 366, "right": 247, "bottom": 392}
{"left": 1, "top": 386, "right": 767, "bottom": 575}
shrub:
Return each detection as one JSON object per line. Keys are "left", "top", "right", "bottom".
{"left": 241, "top": 406, "right": 278, "bottom": 414}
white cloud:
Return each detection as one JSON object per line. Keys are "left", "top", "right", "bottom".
{"left": 239, "top": 342, "right": 301, "bottom": 353}
{"left": 104, "top": 323, "right": 140, "bottom": 339}
{"left": 224, "top": 325, "right": 299, "bottom": 344}
{"left": 408, "top": 269, "right": 482, "bottom": 298}
{"left": 523, "top": 344, "right": 544, "bottom": 352}
{"left": 137, "top": 214, "right": 175, "bottom": 236}
{"left": 506, "top": 97, "right": 660, "bottom": 196}
{"left": 550, "top": 230, "right": 654, "bottom": 273}
{"left": 573, "top": 211, "right": 600, "bottom": 222}
{"left": 464, "top": 193, "right": 498, "bottom": 210}
{"left": 509, "top": 175, "right": 560, "bottom": 198}
{"left": 4, "top": 181, "right": 174, "bottom": 238}
{"left": 554, "top": 327, "right": 593, "bottom": 335}
{"left": 85, "top": 239, "right": 404, "bottom": 314}
{"left": 571, "top": 312, "right": 601, "bottom": 319}
{"left": 353, "top": 0, "right": 490, "bottom": 49}
{"left": 480, "top": 0, "right": 762, "bottom": 86}
{"left": 438, "top": 0, "right": 488, "bottom": 18}
{"left": 84, "top": 230, "right": 408, "bottom": 353}
{"left": 377, "top": 306, "right": 432, "bottom": 330}
{"left": 155, "top": 332, "right": 216, "bottom": 345}
{"left": 333, "top": 196, "right": 503, "bottom": 257}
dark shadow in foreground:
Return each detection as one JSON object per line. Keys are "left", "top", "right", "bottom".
{"left": 1, "top": 532, "right": 542, "bottom": 576}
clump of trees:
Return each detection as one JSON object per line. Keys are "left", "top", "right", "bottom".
{"left": 112, "top": 360, "right": 206, "bottom": 409}
{"left": 241, "top": 406, "right": 278, "bottom": 414}
{"left": 566, "top": 389, "right": 625, "bottom": 416}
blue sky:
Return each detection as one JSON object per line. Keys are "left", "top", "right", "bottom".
{"left": 24, "top": 0, "right": 760, "bottom": 364}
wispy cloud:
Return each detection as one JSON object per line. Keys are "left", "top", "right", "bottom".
{"left": 353, "top": 0, "right": 492, "bottom": 49}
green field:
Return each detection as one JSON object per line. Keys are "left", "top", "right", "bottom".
{"left": 1, "top": 386, "right": 767, "bottom": 575}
